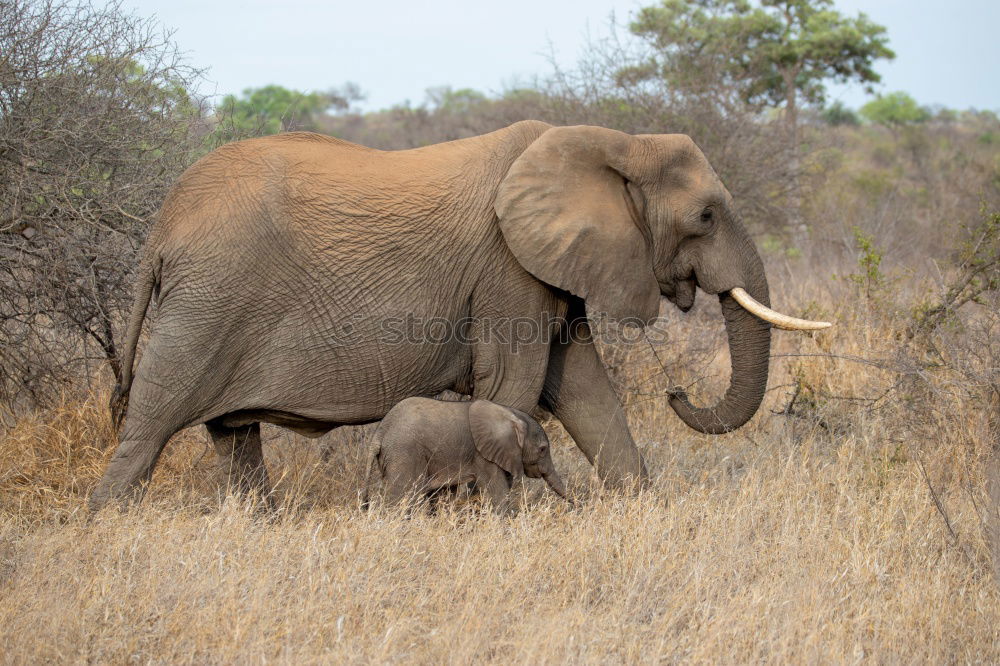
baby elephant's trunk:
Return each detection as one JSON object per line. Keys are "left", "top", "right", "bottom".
{"left": 542, "top": 469, "right": 569, "bottom": 502}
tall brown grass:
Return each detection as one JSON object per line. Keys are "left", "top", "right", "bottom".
{"left": 2, "top": 260, "right": 998, "bottom": 662}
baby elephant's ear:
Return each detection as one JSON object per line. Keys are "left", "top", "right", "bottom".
{"left": 469, "top": 400, "right": 525, "bottom": 476}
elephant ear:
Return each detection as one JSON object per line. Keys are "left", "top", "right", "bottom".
{"left": 469, "top": 400, "right": 525, "bottom": 477}
{"left": 495, "top": 125, "right": 661, "bottom": 325}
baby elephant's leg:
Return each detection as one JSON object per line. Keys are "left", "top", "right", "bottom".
{"left": 478, "top": 465, "right": 517, "bottom": 516}
{"left": 382, "top": 449, "right": 429, "bottom": 509}
{"left": 361, "top": 451, "right": 382, "bottom": 508}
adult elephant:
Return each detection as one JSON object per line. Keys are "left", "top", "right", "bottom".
{"left": 89, "top": 121, "right": 828, "bottom": 510}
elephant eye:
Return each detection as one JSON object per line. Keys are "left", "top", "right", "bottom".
{"left": 700, "top": 208, "right": 713, "bottom": 223}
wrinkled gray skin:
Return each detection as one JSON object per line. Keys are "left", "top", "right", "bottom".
{"left": 363, "top": 397, "right": 568, "bottom": 514}
{"left": 89, "top": 121, "right": 773, "bottom": 510}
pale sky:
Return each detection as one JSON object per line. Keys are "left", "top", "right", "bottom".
{"left": 125, "top": 0, "right": 1000, "bottom": 112}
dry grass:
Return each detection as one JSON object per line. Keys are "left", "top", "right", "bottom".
{"left": 2, "top": 267, "right": 999, "bottom": 663}
{"left": 3, "top": 115, "right": 998, "bottom": 663}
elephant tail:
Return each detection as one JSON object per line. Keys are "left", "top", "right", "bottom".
{"left": 110, "top": 254, "right": 160, "bottom": 429}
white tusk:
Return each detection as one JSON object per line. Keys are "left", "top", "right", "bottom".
{"left": 730, "top": 287, "right": 833, "bottom": 331}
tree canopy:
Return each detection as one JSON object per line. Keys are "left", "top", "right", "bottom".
{"left": 218, "top": 83, "right": 362, "bottom": 136}
{"left": 626, "top": 0, "right": 895, "bottom": 130}
{"left": 860, "top": 91, "right": 931, "bottom": 128}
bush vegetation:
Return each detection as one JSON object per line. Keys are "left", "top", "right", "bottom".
{"left": 0, "top": 0, "right": 207, "bottom": 407}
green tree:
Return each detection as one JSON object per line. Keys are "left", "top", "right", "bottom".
{"left": 218, "top": 84, "right": 361, "bottom": 136}
{"left": 860, "top": 91, "right": 930, "bottom": 128}
{"left": 628, "top": 0, "right": 894, "bottom": 136}
{"left": 822, "top": 100, "right": 860, "bottom": 126}
{"left": 425, "top": 87, "right": 488, "bottom": 113}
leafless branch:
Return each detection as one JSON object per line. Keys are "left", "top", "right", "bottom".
{"left": 0, "top": 0, "right": 207, "bottom": 408}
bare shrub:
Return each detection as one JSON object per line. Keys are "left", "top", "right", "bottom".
{"left": 319, "top": 86, "right": 555, "bottom": 150}
{"left": 0, "top": 0, "right": 205, "bottom": 409}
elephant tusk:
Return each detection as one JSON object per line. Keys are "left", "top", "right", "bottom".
{"left": 730, "top": 287, "right": 833, "bottom": 331}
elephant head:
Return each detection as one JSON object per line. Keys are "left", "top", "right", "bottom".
{"left": 469, "top": 400, "right": 569, "bottom": 500}
{"left": 495, "top": 125, "right": 829, "bottom": 434}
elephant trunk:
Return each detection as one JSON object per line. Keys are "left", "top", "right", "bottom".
{"left": 541, "top": 468, "right": 570, "bottom": 502}
{"left": 668, "top": 289, "right": 772, "bottom": 434}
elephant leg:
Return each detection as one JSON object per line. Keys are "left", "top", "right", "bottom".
{"left": 89, "top": 429, "right": 173, "bottom": 511}
{"left": 360, "top": 450, "right": 381, "bottom": 509}
{"left": 205, "top": 419, "right": 273, "bottom": 506}
{"left": 382, "top": 453, "right": 428, "bottom": 510}
{"left": 90, "top": 325, "right": 236, "bottom": 512}
{"left": 542, "top": 311, "right": 648, "bottom": 490}
{"left": 89, "top": 373, "right": 192, "bottom": 511}
{"left": 478, "top": 465, "right": 517, "bottom": 516}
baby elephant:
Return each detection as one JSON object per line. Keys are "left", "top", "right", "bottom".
{"left": 363, "top": 397, "right": 569, "bottom": 513}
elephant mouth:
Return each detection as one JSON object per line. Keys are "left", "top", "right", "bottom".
{"left": 659, "top": 277, "right": 696, "bottom": 312}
